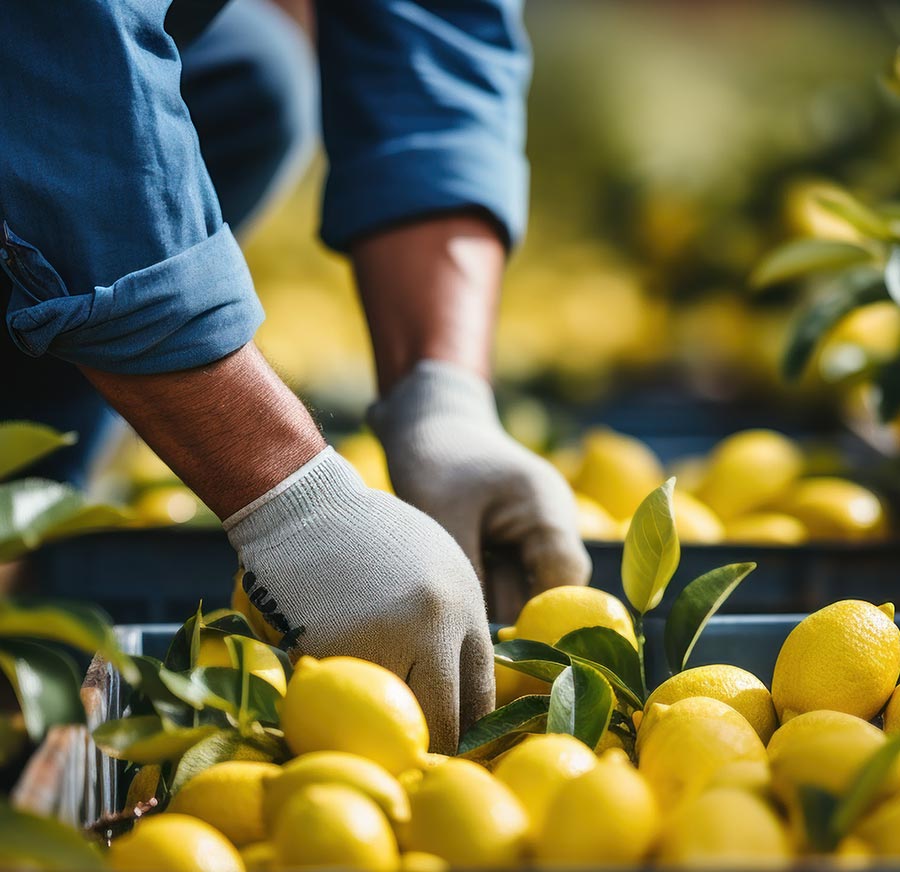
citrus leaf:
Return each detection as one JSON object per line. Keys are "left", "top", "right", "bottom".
{"left": 875, "top": 355, "right": 900, "bottom": 422}
{"left": 130, "top": 656, "right": 195, "bottom": 726}
{"left": 458, "top": 695, "right": 551, "bottom": 757}
{"left": 0, "top": 422, "right": 77, "bottom": 482}
{"left": 782, "top": 279, "right": 889, "bottom": 381}
{"left": 0, "top": 799, "right": 105, "bottom": 870}
{"left": 160, "top": 666, "right": 281, "bottom": 725}
{"left": 171, "top": 728, "right": 286, "bottom": 793}
{"left": 832, "top": 732, "right": 900, "bottom": 837}
{"left": 547, "top": 660, "right": 614, "bottom": 749}
{"left": 664, "top": 563, "right": 757, "bottom": 674}
{"left": 554, "top": 626, "right": 643, "bottom": 708}
{"left": 0, "top": 596, "right": 137, "bottom": 683}
{"left": 621, "top": 478, "right": 679, "bottom": 614}
{"left": 0, "top": 478, "right": 130, "bottom": 562}
{"left": 750, "top": 239, "right": 876, "bottom": 289}
{"left": 0, "top": 639, "right": 83, "bottom": 741}
{"left": 815, "top": 192, "right": 894, "bottom": 241}
{"left": 798, "top": 785, "right": 841, "bottom": 853}
{"left": 92, "top": 715, "right": 217, "bottom": 764}
{"left": 493, "top": 639, "right": 570, "bottom": 682}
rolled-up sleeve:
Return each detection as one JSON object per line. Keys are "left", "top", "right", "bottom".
{"left": 0, "top": 0, "right": 263, "bottom": 375}
{"left": 316, "top": 0, "right": 531, "bottom": 252}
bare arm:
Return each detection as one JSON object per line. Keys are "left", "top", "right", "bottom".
{"left": 79, "top": 342, "right": 324, "bottom": 519}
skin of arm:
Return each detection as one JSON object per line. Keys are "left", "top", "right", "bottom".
{"left": 79, "top": 342, "right": 325, "bottom": 519}
{"left": 351, "top": 212, "right": 506, "bottom": 393}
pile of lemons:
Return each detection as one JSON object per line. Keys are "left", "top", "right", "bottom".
{"left": 561, "top": 427, "right": 889, "bottom": 545}
{"left": 106, "top": 584, "right": 900, "bottom": 871}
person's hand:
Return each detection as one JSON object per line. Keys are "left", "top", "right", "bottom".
{"left": 368, "top": 359, "right": 591, "bottom": 590}
{"left": 224, "top": 446, "right": 494, "bottom": 754}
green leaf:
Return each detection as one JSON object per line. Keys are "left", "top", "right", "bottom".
{"left": 493, "top": 639, "right": 571, "bottom": 682}
{"left": 0, "top": 639, "right": 83, "bottom": 741}
{"left": 0, "top": 714, "right": 28, "bottom": 768}
{"left": 0, "top": 596, "right": 137, "bottom": 683}
{"left": 798, "top": 785, "right": 841, "bottom": 853}
{"left": 782, "top": 279, "right": 889, "bottom": 381}
{"left": 554, "top": 626, "right": 643, "bottom": 708}
{"left": 621, "top": 478, "right": 680, "bottom": 614}
{"left": 159, "top": 666, "right": 281, "bottom": 725}
{"left": 0, "top": 478, "right": 130, "bottom": 562}
{"left": 458, "top": 695, "right": 551, "bottom": 758}
{"left": 0, "top": 422, "right": 77, "bottom": 482}
{"left": 0, "top": 799, "right": 105, "bottom": 870}
{"left": 547, "top": 660, "right": 614, "bottom": 749}
{"left": 664, "top": 563, "right": 757, "bottom": 674}
{"left": 130, "top": 656, "right": 195, "bottom": 727}
{"left": 750, "top": 239, "right": 876, "bottom": 289}
{"left": 171, "top": 728, "right": 287, "bottom": 793}
{"left": 875, "top": 355, "right": 900, "bottom": 422}
{"left": 832, "top": 732, "right": 900, "bottom": 837}
{"left": 815, "top": 192, "right": 894, "bottom": 241}
{"left": 92, "top": 715, "right": 217, "bottom": 764}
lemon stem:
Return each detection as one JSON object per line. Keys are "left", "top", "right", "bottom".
{"left": 634, "top": 613, "right": 648, "bottom": 701}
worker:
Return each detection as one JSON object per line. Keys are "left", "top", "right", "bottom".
{"left": 0, "top": 0, "right": 589, "bottom": 752}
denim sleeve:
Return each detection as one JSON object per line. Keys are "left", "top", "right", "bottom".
{"left": 316, "top": 0, "right": 532, "bottom": 252}
{"left": 0, "top": 1, "right": 263, "bottom": 375}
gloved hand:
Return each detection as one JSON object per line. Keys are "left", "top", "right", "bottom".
{"left": 224, "top": 446, "right": 494, "bottom": 754}
{"left": 368, "top": 360, "right": 591, "bottom": 591}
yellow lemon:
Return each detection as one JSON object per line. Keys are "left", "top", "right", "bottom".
{"left": 534, "top": 749, "right": 659, "bottom": 866}
{"left": 697, "top": 430, "right": 803, "bottom": 520}
{"left": 771, "top": 600, "right": 900, "bottom": 722}
{"left": 168, "top": 761, "right": 281, "bottom": 847}
{"left": 400, "top": 852, "right": 449, "bottom": 872}
{"left": 196, "top": 633, "right": 287, "bottom": 696}
{"left": 884, "top": 685, "right": 900, "bottom": 734}
{"left": 132, "top": 486, "right": 203, "bottom": 526}
{"left": 666, "top": 455, "right": 708, "bottom": 496}
{"left": 707, "top": 759, "right": 772, "bottom": 793}
{"left": 108, "top": 814, "right": 244, "bottom": 872}
{"left": 337, "top": 432, "right": 393, "bottom": 493}
{"left": 672, "top": 491, "right": 724, "bottom": 544}
{"left": 644, "top": 665, "right": 778, "bottom": 743}
{"left": 853, "top": 795, "right": 900, "bottom": 858}
{"left": 637, "top": 697, "right": 767, "bottom": 810}
{"left": 777, "top": 478, "right": 887, "bottom": 541}
{"left": 239, "top": 842, "right": 274, "bottom": 872}
{"left": 272, "top": 784, "right": 398, "bottom": 871}
{"left": 493, "top": 734, "right": 597, "bottom": 838}
{"left": 723, "top": 513, "right": 808, "bottom": 545}
{"left": 573, "top": 493, "right": 619, "bottom": 541}
{"left": 403, "top": 758, "right": 528, "bottom": 868}
{"left": 263, "top": 751, "right": 409, "bottom": 831}
{"left": 656, "top": 787, "right": 791, "bottom": 867}
{"left": 766, "top": 709, "right": 881, "bottom": 758}
{"left": 494, "top": 662, "right": 547, "bottom": 707}
{"left": 281, "top": 656, "right": 428, "bottom": 775}
{"left": 231, "top": 571, "right": 282, "bottom": 647}
{"left": 573, "top": 428, "right": 664, "bottom": 521}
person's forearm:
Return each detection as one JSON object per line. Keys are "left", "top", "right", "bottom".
{"left": 351, "top": 213, "right": 506, "bottom": 395}
{"left": 79, "top": 343, "right": 325, "bottom": 519}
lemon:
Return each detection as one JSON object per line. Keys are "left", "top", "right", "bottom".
{"left": 168, "top": 761, "right": 281, "bottom": 847}
{"left": 771, "top": 600, "right": 900, "bottom": 722}
{"left": 337, "top": 432, "right": 393, "bottom": 493}
{"left": 400, "top": 851, "right": 450, "bottom": 872}
{"left": 403, "top": 758, "right": 528, "bottom": 868}
{"left": 493, "top": 734, "right": 597, "bottom": 837}
{"left": 637, "top": 697, "right": 767, "bottom": 809}
{"left": 777, "top": 478, "right": 886, "bottom": 541}
{"left": 500, "top": 586, "right": 636, "bottom": 648}
{"left": 573, "top": 493, "right": 619, "bottom": 541}
{"left": 196, "top": 633, "right": 287, "bottom": 696}
{"left": 534, "top": 749, "right": 659, "bottom": 866}
{"left": 494, "top": 662, "right": 547, "bottom": 707}
{"left": 108, "top": 814, "right": 244, "bottom": 872}
{"left": 672, "top": 491, "right": 724, "bottom": 544}
{"left": 853, "top": 795, "right": 900, "bottom": 858}
{"left": 132, "top": 486, "right": 202, "bottom": 526}
{"left": 656, "top": 787, "right": 791, "bottom": 867}
{"left": 723, "top": 513, "right": 808, "bottom": 545}
{"left": 239, "top": 842, "right": 274, "bottom": 872}
{"left": 272, "top": 784, "right": 398, "bottom": 871}
{"left": 231, "top": 571, "right": 282, "bottom": 647}
{"left": 666, "top": 455, "right": 708, "bottom": 496}
{"left": 697, "top": 430, "right": 803, "bottom": 520}
{"left": 766, "top": 709, "right": 881, "bottom": 758}
{"left": 884, "top": 685, "right": 900, "bottom": 734}
{"left": 573, "top": 428, "right": 664, "bottom": 520}
{"left": 644, "top": 665, "right": 778, "bottom": 743}
{"left": 707, "top": 759, "right": 771, "bottom": 793}
{"left": 281, "top": 656, "right": 428, "bottom": 775}
{"left": 263, "top": 751, "right": 409, "bottom": 832}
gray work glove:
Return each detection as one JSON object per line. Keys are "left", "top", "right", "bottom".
{"left": 368, "top": 360, "right": 591, "bottom": 591}
{"left": 223, "top": 447, "right": 494, "bottom": 754}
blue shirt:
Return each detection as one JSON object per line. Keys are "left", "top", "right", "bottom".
{"left": 0, "top": 0, "right": 530, "bottom": 375}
